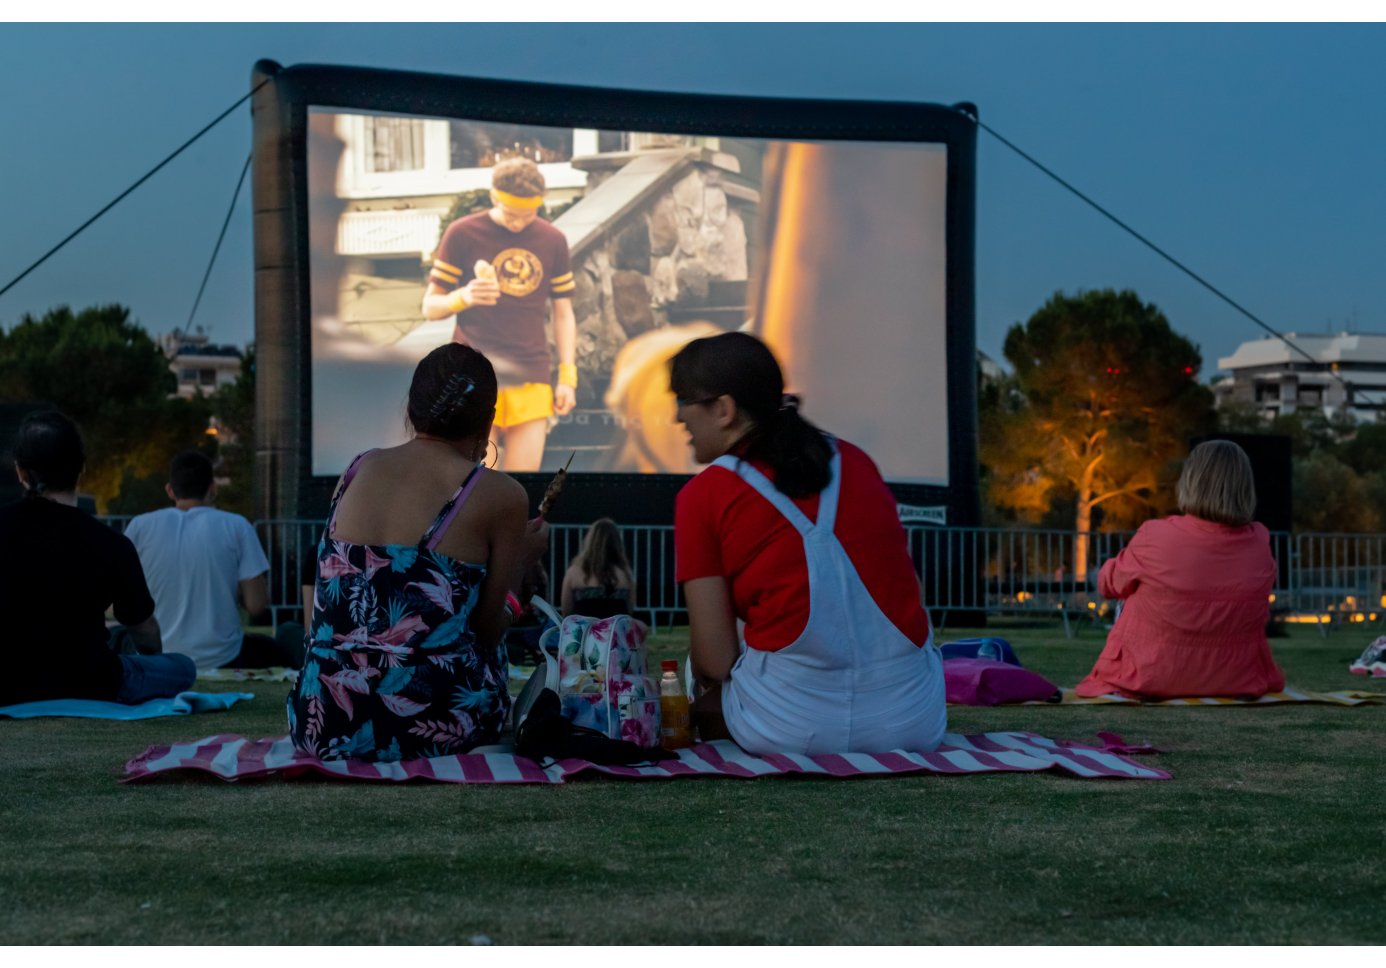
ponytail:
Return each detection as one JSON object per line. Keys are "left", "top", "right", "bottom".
{"left": 741, "top": 395, "right": 833, "bottom": 499}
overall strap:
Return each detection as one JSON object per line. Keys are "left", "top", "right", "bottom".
{"left": 813, "top": 439, "right": 842, "bottom": 536}
{"left": 421, "top": 464, "right": 485, "bottom": 550}
{"left": 327, "top": 450, "right": 375, "bottom": 537}
{"left": 711, "top": 438, "right": 841, "bottom": 538}
{"left": 711, "top": 455, "right": 814, "bottom": 536}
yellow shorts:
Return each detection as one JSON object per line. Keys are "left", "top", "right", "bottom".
{"left": 494, "top": 382, "right": 554, "bottom": 429}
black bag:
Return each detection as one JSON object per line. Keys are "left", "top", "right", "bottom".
{"left": 514, "top": 687, "right": 675, "bottom": 766}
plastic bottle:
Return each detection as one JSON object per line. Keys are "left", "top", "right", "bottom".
{"left": 659, "top": 659, "right": 693, "bottom": 750}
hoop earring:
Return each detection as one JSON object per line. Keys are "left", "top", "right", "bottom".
{"left": 472, "top": 439, "right": 497, "bottom": 468}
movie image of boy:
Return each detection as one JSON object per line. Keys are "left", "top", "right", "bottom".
{"left": 421, "top": 157, "right": 577, "bottom": 471}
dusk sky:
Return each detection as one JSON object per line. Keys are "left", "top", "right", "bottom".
{"left": 1, "top": 23, "right": 1381, "bottom": 375}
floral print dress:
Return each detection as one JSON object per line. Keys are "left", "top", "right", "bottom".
{"left": 287, "top": 452, "right": 509, "bottom": 762}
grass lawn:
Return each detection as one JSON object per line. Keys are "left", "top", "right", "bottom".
{"left": 1, "top": 623, "right": 1383, "bottom": 945}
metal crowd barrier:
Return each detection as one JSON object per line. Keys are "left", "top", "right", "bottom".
{"left": 99, "top": 515, "right": 1386, "bottom": 635}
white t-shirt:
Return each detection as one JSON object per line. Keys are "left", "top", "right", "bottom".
{"left": 124, "top": 506, "right": 271, "bottom": 670}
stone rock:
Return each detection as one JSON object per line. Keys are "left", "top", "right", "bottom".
{"left": 611, "top": 271, "right": 656, "bottom": 336}
{"left": 677, "top": 223, "right": 701, "bottom": 257}
{"left": 722, "top": 212, "right": 748, "bottom": 282}
{"left": 571, "top": 263, "right": 601, "bottom": 320}
{"left": 704, "top": 186, "right": 728, "bottom": 227}
{"left": 648, "top": 195, "right": 678, "bottom": 256}
{"left": 675, "top": 262, "right": 710, "bottom": 305}
{"left": 672, "top": 171, "right": 704, "bottom": 219}
{"left": 590, "top": 249, "right": 616, "bottom": 326}
{"left": 611, "top": 218, "right": 651, "bottom": 272}
{"left": 700, "top": 223, "right": 727, "bottom": 278}
{"left": 650, "top": 256, "right": 678, "bottom": 304}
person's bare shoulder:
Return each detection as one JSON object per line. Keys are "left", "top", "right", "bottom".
{"left": 472, "top": 468, "right": 530, "bottom": 516}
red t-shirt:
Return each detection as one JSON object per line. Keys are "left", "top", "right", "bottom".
{"left": 675, "top": 439, "right": 931, "bottom": 652}
{"left": 430, "top": 212, "right": 575, "bottom": 384}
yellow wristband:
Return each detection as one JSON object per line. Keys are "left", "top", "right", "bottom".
{"left": 558, "top": 363, "right": 578, "bottom": 388}
{"left": 446, "top": 290, "right": 469, "bottom": 314}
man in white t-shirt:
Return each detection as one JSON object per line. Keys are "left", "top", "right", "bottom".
{"left": 125, "top": 452, "right": 289, "bottom": 671}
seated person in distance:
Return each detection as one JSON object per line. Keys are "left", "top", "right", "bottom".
{"left": 0, "top": 411, "right": 195, "bottom": 706}
{"left": 561, "top": 517, "right": 636, "bottom": 619}
{"left": 125, "top": 451, "right": 299, "bottom": 671}
{"left": 1076, "top": 439, "right": 1285, "bottom": 700}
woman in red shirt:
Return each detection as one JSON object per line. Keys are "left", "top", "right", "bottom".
{"left": 1077, "top": 440, "right": 1285, "bottom": 699}
{"left": 672, "top": 332, "right": 945, "bottom": 754}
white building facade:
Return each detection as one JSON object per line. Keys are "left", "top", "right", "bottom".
{"left": 1214, "top": 332, "right": 1386, "bottom": 422}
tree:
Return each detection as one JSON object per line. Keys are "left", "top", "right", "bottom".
{"left": 982, "top": 289, "right": 1215, "bottom": 580}
{"left": 0, "top": 304, "right": 211, "bottom": 511}
{"left": 1292, "top": 451, "right": 1383, "bottom": 533}
{"left": 207, "top": 346, "right": 256, "bottom": 518}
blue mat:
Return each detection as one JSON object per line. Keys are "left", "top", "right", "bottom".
{"left": 0, "top": 691, "right": 254, "bottom": 720}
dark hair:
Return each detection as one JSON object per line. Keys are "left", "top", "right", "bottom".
{"left": 573, "top": 518, "right": 632, "bottom": 593}
{"left": 12, "top": 410, "right": 85, "bottom": 496}
{"left": 169, "top": 451, "right": 215, "bottom": 500}
{"left": 669, "top": 332, "right": 832, "bottom": 498}
{"left": 406, "top": 343, "right": 498, "bottom": 441}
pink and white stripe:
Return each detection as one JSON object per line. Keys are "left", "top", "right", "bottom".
{"left": 1031, "top": 687, "right": 1383, "bottom": 706}
{"left": 124, "top": 732, "right": 1169, "bottom": 784}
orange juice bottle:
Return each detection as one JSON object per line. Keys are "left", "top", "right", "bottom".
{"left": 659, "top": 659, "right": 693, "bottom": 750}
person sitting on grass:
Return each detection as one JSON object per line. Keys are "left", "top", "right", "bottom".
{"left": 671, "top": 332, "right": 946, "bottom": 755}
{"left": 1076, "top": 439, "right": 1285, "bottom": 700}
{"left": 0, "top": 411, "right": 195, "bottom": 706}
{"left": 560, "top": 517, "right": 636, "bottom": 619}
{"left": 286, "top": 343, "right": 548, "bottom": 762}
{"left": 125, "top": 451, "right": 301, "bottom": 672}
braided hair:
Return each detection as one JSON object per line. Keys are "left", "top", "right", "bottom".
{"left": 406, "top": 343, "right": 498, "bottom": 441}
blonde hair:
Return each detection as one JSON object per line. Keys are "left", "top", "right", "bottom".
{"left": 572, "top": 518, "right": 631, "bottom": 592}
{"left": 491, "top": 157, "right": 545, "bottom": 197}
{"left": 1177, "top": 440, "right": 1257, "bottom": 526}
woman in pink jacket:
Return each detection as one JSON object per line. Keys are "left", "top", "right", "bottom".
{"left": 1076, "top": 440, "right": 1285, "bottom": 699}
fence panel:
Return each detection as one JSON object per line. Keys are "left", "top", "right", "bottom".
{"left": 94, "top": 514, "right": 1357, "bottom": 631}
{"left": 1290, "top": 533, "right": 1386, "bottom": 626}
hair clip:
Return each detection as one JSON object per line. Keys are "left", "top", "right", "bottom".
{"left": 428, "top": 374, "right": 477, "bottom": 420}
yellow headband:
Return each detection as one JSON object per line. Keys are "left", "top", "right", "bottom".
{"left": 492, "top": 188, "right": 544, "bottom": 210}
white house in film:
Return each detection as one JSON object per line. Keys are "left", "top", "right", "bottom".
{"left": 1213, "top": 332, "right": 1386, "bottom": 422}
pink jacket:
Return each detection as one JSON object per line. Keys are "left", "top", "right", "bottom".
{"left": 1075, "top": 515, "right": 1285, "bottom": 699}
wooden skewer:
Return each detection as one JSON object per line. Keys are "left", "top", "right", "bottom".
{"left": 538, "top": 451, "right": 576, "bottom": 518}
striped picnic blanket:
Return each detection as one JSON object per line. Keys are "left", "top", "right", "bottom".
{"left": 123, "top": 732, "right": 1168, "bottom": 784}
{"left": 1035, "top": 687, "right": 1383, "bottom": 706}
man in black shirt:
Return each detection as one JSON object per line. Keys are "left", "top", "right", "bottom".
{"left": 0, "top": 412, "right": 195, "bottom": 706}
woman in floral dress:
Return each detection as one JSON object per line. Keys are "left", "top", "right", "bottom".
{"left": 287, "top": 344, "right": 548, "bottom": 761}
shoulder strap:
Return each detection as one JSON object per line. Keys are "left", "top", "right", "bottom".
{"left": 421, "top": 464, "right": 485, "bottom": 550}
{"left": 711, "top": 439, "right": 841, "bottom": 537}
{"left": 814, "top": 439, "right": 842, "bottom": 535}
{"left": 327, "top": 450, "right": 375, "bottom": 536}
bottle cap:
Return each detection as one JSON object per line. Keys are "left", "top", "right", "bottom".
{"left": 661, "top": 659, "right": 678, "bottom": 673}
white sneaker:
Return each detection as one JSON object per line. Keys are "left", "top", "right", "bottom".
{"left": 1349, "top": 636, "right": 1386, "bottom": 676}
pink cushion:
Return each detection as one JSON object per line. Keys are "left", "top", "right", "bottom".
{"left": 944, "top": 658, "right": 1059, "bottom": 706}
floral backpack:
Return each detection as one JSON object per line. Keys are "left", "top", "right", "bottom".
{"left": 516, "top": 598, "right": 663, "bottom": 751}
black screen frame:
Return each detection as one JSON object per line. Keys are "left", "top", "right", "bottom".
{"left": 251, "top": 60, "right": 979, "bottom": 526}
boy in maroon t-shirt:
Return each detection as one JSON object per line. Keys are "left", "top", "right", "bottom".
{"left": 422, "top": 158, "right": 577, "bottom": 471}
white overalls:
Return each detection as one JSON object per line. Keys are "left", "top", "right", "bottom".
{"left": 713, "top": 445, "right": 947, "bottom": 755}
